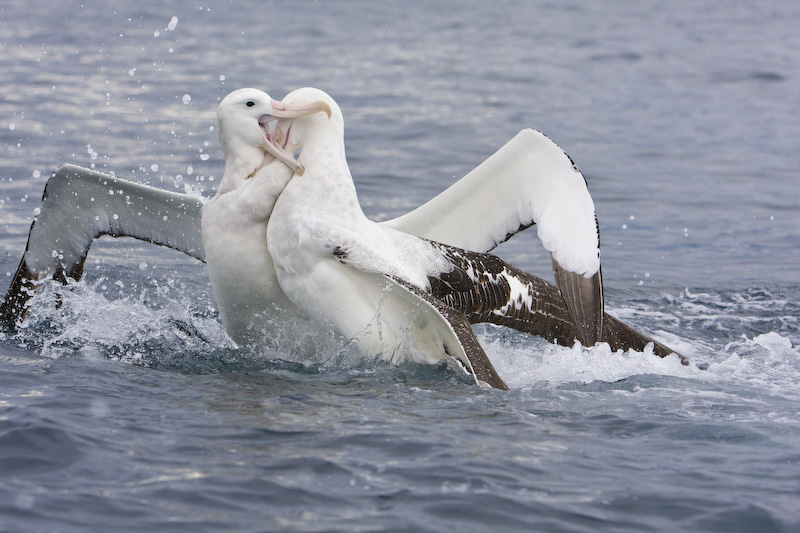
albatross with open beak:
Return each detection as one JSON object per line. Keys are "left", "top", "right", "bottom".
{"left": 201, "top": 88, "right": 330, "bottom": 345}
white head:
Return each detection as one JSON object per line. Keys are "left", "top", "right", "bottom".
{"left": 275, "top": 87, "right": 342, "bottom": 159}
{"left": 216, "top": 88, "right": 331, "bottom": 178}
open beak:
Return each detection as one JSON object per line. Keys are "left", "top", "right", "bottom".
{"left": 257, "top": 99, "right": 332, "bottom": 176}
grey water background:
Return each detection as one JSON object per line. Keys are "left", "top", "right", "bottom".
{"left": 1, "top": 0, "right": 799, "bottom": 531}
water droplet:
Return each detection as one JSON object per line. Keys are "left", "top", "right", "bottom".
{"left": 182, "top": 94, "right": 192, "bottom": 105}
{"left": 150, "top": 164, "right": 159, "bottom": 172}
{"left": 167, "top": 16, "right": 179, "bottom": 31}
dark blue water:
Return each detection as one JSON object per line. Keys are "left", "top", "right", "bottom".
{"left": 2, "top": 1, "right": 799, "bottom": 531}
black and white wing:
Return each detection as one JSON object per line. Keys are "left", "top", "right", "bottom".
{"left": 333, "top": 236, "right": 681, "bottom": 362}
{"left": 389, "top": 278, "right": 508, "bottom": 390}
{"left": 383, "top": 129, "right": 604, "bottom": 345}
{"left": 1, "top": 164, "right": 205, "bottom": 326}
{"left": 425, "top": 242, "right": 682, "bottom": 361}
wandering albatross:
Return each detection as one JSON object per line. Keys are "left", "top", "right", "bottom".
{"left": 0, "top": 87, "right": 683, "bottom": 388}
{"left": 265, "top": 87, "right": 683, "bottom": 389}
{"left": 201, "top": 88, "right": 333, "bottom": 345}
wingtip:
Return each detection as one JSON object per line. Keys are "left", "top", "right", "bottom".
{"left": 551, "top": 256, "right": 604, "bottom": 346}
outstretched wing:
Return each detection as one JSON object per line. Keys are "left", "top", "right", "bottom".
{"left": 334, "top": 237, "right": 680, "bottom": 361}
{"left": 425, "top": 242, "right": 596, "bottom": 347}
{"left": 1, "top": 164, "right": 205, "bottom": 326}
{"left": 383, "top": 129, "right": 603, "bottom": 344}
{"left": 426, "top": 242, "right": 682, "bottom": 361}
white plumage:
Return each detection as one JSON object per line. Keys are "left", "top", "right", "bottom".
{"left": 3, "top": 85, "right": 657, "bottom": 387}
{"left": 265, "top": 88, "right": 604, "bottom": 384}
{"left": 385, "top": 128, "right": 600, "bottom": 277}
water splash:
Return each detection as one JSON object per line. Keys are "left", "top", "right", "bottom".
{"left": 8, "top": 279, "right": 799, "bottom": 396}
{"left": 15, "top": 278, "right": 230, "bottom": 368}
{"left": 480, "top": 327, "right": 698, "bottom": 389}
{"left": 12, "top": 278, "right": 364, "bottom": 376}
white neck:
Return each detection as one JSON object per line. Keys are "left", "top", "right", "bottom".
{"left": 292, "top": 121, "right": 364, "bottom": 220}
{"left": 216, "top": 140, "right": 264, "bottom": 196}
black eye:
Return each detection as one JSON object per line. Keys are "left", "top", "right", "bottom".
{"left": 246, "top": 100, "right": 255, "bottom": 107}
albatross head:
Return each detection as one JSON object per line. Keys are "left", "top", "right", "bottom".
{"left": 274, "top": 88, "right": 341, "bottom": 160}
{"left": 217, "top": 88, "right": 331, "bottom": 177}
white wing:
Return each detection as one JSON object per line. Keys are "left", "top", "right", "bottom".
{"left": 1, "top": 164, "right": 205, "bottom": 325}
{"left": 383, "top": 129, "right": 599, "bottom": 276}
{"left": 384, "top": 129, "right": 604, "bottom": 344}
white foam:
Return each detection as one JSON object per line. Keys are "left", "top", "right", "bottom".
{"left": 477, "top": 325, "right": 800, "bottom": 403}
{"left": 17, "top": 278, "right": 228, "bottom": 364}
{"left": 481, "top": 330, "right": 698, "bottom": 389}
{"left": 17, "top": 278, "right": 351, "bottom": 370}
{"left": 13, "top": 281, "right": 800, "bottom": 399}
{"left": 711, "top": 332, "right": 800, "bottom": 401}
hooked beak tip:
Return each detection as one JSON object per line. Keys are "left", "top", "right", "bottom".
{"left": 318, "top": 101, "right": 332, "bottom": 119}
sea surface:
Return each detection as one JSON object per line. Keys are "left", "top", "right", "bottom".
{"left": 1, "top": 1, "right": 799, "bottom": 531}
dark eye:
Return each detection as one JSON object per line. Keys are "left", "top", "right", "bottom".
{"left": 246, "top": 100, "right": 255, "bottom": 107}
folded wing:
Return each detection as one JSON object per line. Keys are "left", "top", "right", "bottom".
{"left": 389, "top": 278, "right": 508, "bottom": 390}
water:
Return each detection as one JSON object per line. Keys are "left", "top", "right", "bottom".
{"left": 1, "top": 1, "right": 799, "bottom": 531}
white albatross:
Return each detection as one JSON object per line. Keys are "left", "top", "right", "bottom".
{"left": 201, "top": 88, "right": 333, "bottom": 345}
{"left": 264, "top": 88, "right": 683, "bottom": 388}
{"left": 0, "top": 87, "right": 684, "bottom": 389}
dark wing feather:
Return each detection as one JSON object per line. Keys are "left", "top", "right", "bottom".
{"left": 393, "top": 278, "right": 508, "bottom": 390}
{"left": 428, "top": 242, "right": 685, "bottom": 362}
{"left": 551, "top": 255, "right": 603, "bottom": 346}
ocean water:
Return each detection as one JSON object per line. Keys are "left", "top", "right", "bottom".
{"left": 1, "top": 1, "right": 799, "bottom": 531}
